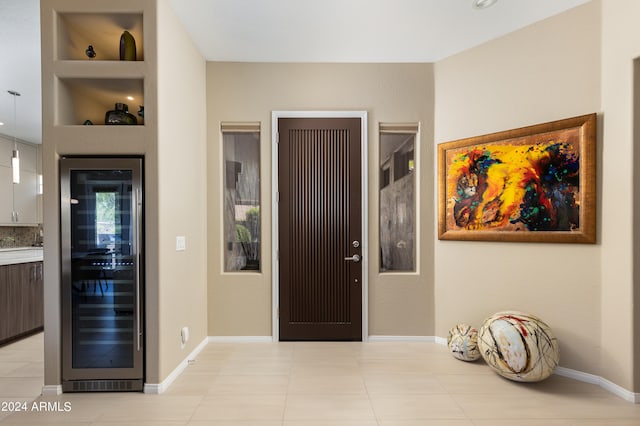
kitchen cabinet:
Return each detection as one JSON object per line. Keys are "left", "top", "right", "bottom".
{"left": 0, "top": 167, "right": 13, "bottom": 222}
{"left": 0, "top": 261, "right": 44, "bottom": 345}
{"left": 13, "top": 170, "right": 38, "bottom": 224}
{"left": 0, "top": 139, "right": 40, "bottom": 225}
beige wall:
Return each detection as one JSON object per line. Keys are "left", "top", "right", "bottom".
{"left": 600, "top": 0, "right": 640, "bottom": 392}
{"left": 206, "top": 63, "right": 435, "bottom": 337}
{"left": 40, "top": 0, "right": 161, "bottom": 388}
{"left": 434, "top": 1, "right": 603, "bottom": 376}
{"left": 156, "top": 0, "right": 208, "bottom": 381}
{"left": 40, "top": 0, "right": 208, "bottom": 387}
{"left": 40, "top": 0, "right": 639, "bottom": 396}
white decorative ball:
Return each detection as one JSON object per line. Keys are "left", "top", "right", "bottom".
{"left": 447, "top": 323, "right": 481, "bottom": 361}
{"left": 478, "top": 311, "right": 559, "bottom": 382}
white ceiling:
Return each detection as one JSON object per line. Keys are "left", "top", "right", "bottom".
{"left": 0, "top": 0, "right": 41, "bottom": 145}
{"left": 0, "top": 0, "right": 590, "bottom": 145}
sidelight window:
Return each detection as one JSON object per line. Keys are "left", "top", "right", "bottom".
{"left": 379, "top": 123, "right": 418, "bottom": 272}
{"left": 222, "top": 123, "right": 261, "bottom": 272}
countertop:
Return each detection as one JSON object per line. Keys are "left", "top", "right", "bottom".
{"left": 0, "top": 247, "right": 44, "bottom": 266}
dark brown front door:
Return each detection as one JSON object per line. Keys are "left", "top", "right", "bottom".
{"left": 278, "top": 117, "right": 362, "bottom": 341}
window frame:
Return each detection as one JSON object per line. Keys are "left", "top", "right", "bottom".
{"left": 378, "top": 123, "right": 420, "bottom": 274}
{"left": 220, "top": 122, "right": 262, "bottom": 274}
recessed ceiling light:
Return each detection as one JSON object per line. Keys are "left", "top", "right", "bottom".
{"left": 473, "top": 0, "right": 498, "bottom": 9}
{"left": 127, "top": 96, "right": 134, "bottom": 101}
{"left": 0, "top": 122, "right": 4, "bottom": 126}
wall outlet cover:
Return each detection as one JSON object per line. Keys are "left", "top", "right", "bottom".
{"left": 176, "top": 236, "right": 186, "bottom": 251}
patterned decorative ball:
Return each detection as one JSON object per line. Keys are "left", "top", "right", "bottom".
{"left": 447, "top": 323, "right": 481, "bottom": 361}
{"left": 478, "top": 311, "right": 559, "bottom": 382}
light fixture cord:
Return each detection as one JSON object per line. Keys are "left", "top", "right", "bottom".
{"left": 8, "top": 90, "right": 20, "bottom": 150}
{"left": 12, "top": 92, "right": 17, "bottom": 150}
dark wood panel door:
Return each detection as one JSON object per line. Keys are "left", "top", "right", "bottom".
{"left": 0, "top": 262, "right": 43, "bottom": 346}
{"left": 278, "top": 117, "right": 362, "bottom": 341}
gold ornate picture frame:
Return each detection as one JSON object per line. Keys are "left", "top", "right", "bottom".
{"left": 438, "top": 113, "right": 596, "bottom": 243}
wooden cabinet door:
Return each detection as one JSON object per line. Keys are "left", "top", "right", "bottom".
{"left": 33, "top": 262, "right": 44, "bottom": 329}
{"left": 0, "top": 262, "right": 44, "bottom": 345}
{"left": 23, "top": 262, "right": 44, "bottom": 331}
{"left": 13, "top": 171, "right": 38, "bottom": 224}
{"left": 0, "top": 265, "right": 9, "bottom": 341}
{"left": 0, "top": 167, "right": 14, "bottom": 224}
{"left": 3, "top": 264, "right": 24, "bottom": 341}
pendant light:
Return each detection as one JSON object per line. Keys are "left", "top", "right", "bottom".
{"left": 8, "top": 90, "right": 21, "bottom": 184}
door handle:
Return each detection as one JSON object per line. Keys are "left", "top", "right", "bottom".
{"left": 134, "top": 188, "right": 142, "bottom": 352}
{"left": 344, "top": 254, "right": 361, "bottom": 263}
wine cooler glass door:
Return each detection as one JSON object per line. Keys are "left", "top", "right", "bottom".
{"left": 61, "top": 157, "right": 143, "bottom": 390}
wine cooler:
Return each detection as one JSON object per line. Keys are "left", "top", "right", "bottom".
{"left": 60, "top": 157, "right": 144, "bottom": 392}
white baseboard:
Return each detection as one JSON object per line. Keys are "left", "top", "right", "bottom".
{"left": 436, "top": 334, "right": 639, "bottom": 404}
{"left": 41, "top": 385, "right": 62, "bottom": 396}
{"left": 208, "top": 335, "right": 274, "bottom": 343}
{"left": 434, "top": 336, "right": 448, "bottom": 346}
{"left": 367, "top": 335, "right": 435, "bottom": 343}
{"left": 555, "top": 366, "right": 640, "bottom": 403}
{"left": 143, "top": 336, "right": 208, "bottom": 394}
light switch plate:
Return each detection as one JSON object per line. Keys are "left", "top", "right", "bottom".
{"left": 176, "top": 236, "right": 186, "bottom": 251}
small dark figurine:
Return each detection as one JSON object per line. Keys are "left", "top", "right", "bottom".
{"left": 83, "top": 120, "right": 93, "bottom": 125}
{"left": 85, "top": 45, "right": 96, "bottom": 58}
{"left": 137, "top": 105, "right": 144, "bottom": 118}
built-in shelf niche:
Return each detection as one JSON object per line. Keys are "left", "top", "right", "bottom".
{"left": 56, "top": 78, "right": 144, "bottom": 126}
{"left": 56, "top": 12, "right": 144, "bottom": 61}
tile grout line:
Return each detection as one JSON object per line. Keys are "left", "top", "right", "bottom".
{"left": 358, "top": 356, "right": 382, "bottom": 426}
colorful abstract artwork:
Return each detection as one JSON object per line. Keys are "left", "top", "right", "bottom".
{"left": 438, "top": 114, "right": 596, "bottom": 243}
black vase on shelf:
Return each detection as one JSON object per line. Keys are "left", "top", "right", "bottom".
{"left": 105, "top": 103, "right": 137, "bottom": 125}
{"left": 119, "top": 30, "right": 136, "bottom": 61}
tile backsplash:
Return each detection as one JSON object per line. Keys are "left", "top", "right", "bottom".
{"left": 0, "top": 226, "right": 43, "bottom": 248}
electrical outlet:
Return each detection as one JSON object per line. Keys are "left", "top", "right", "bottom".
{"left": 176, "top": 236, "right": 186, "bottom": 251}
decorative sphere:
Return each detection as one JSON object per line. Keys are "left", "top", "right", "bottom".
{"left": 447, "top": 323, "right": 481, "bottom": 361}
{"left": 478, "top": 311, "right": 559, "bottom": 382}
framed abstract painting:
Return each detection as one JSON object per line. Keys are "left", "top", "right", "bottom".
{"left": 438, "top": 113, "right": 596, "bottom": 243}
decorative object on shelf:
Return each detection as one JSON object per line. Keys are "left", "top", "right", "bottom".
{"left": 83, "top": 120, "right": 93, "bottom": 125}
{"left": 438, "top": 113, "right": 596, "bottom": 243}
{"left": 447, "top": 323, "right": 480, "bottom": 362}
{"left": 119, "top": 30, "right": 136, "bottom": 61}
{"left": 137, "top": 105, "right": 144, "bottom": 118}
{"left": 105, "top": 103, "right": 137, "bottom": 125}
{"left": 7, "top": 90, "right": 21, "bottom": 184}
{"left": 478, "top": 311, "right": 559, "bottom": 382}
{"left": 85, "top": 45, "right": 96, "bottom": 58}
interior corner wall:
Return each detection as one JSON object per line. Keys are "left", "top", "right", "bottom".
{"left": 634, "top": 57, "right": 640, "bottom": 393}
{"left": 206, "top": 63, "right": 435, "bottom": 337}
{"left": 600, "top": 0, "right": 640, "bottom": 392}
{"left": 434, "top": 0, "right": 603, "bottom": 378}
{"left": 156, "top": 0, "right": 208, "bottom": 381}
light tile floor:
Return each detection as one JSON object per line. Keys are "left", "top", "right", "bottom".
{"left": 1, "top": 333, "right": 639, "bottom": 425}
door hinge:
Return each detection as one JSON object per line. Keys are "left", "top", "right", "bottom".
{"left": 276, "top": 192, "right": 280, "bottom": 202}
{"left": 276, "top": 132, "right": 279, "bottom": 144}
{"left": 277, "top": 308, "right": 279, "bottom": 318}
